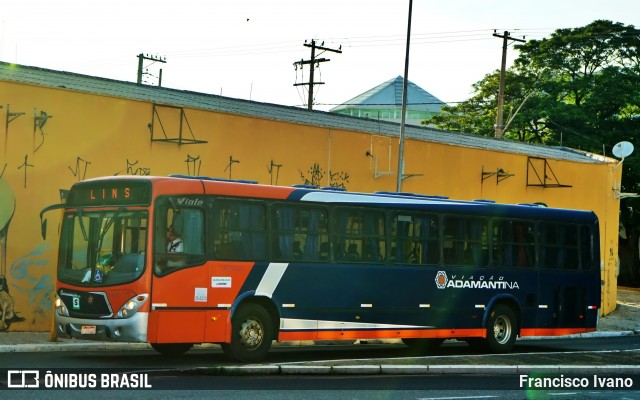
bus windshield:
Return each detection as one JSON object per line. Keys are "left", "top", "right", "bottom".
{"left": 57, "top": 208, "right": 148, "bottom": 286}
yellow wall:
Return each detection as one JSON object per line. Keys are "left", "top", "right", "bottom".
{"left": 0, "top": 77, "right": 621, "bottom": 331}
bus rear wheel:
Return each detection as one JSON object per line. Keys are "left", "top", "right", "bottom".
{"left": 485, "top": 304, "right": 517, "bottom": 353}
{"left": 221, "top": 303, "right": 274, "bottom": 362}
{"left": 150, "top": 343, "right": 193, "bottom": 356}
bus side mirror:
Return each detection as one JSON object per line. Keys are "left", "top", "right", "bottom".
{"left": 41, "top": 218, "right": 48, "bottom": 240}
{"left": 39, "top": 203, "right": 65, "bottom": 240}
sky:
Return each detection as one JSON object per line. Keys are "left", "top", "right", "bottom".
{"left": 2, "top": 1, "right": 639, "bottom": 112}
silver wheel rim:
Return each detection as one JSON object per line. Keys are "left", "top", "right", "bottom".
{"left": 239, "top": 318, "right": 264, "bottom": 349}
{"left": 493, "top": 315, "right": 512, "bottom": 344}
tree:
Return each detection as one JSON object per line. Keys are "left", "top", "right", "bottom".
{"left": 425, "top": 20, "right": 640, "bottom": 283}
{"left": 425, "top": 19, "right": 640, "bottom": 193}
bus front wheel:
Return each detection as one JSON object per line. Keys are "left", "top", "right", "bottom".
{"left": 485, "top": 304, "right": 517, "bottom": 353}
{"left": 221, "top": 303, "right": 274, "bottom": 362}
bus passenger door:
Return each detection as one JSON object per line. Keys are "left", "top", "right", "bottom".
{"left": 149, "top": 199, "right": 209, "bottom": 344}
{"left": 536, "top": 223, "right": 587, "bottom": 333}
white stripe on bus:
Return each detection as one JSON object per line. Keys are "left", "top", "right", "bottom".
{"left": 280, "top": 318, "right": 431, "bottom": 331}
{"left": 299, "top": 191, "right": 459, "bottom": 205}
{"left": 255, "top": 262, "right": 289, "bottom": 298}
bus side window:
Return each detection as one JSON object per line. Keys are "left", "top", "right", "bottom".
{"left": 580, "top": 225, "right": 594, "bottom": 269}
{"left": 541, "top": 223, "right": 579, "bottom": 270}
{"left": 272, "top": 205, "right": 328, "bottom": 262}
{"left": 362, "top": 212, "right": 385, "bottom": 262}
{"left": 214, "top": 200, "right": 267, "bottom": 260}
{"left": 444, "top": 216, "right": 488, "bottom": 267}
{"left": 334, "top": 208, "right": 385, "bottom": 263}
{"left": 170, "top": 209, "right": 205, "bottom": 255}
{"left": 391, "top": 213, "right": 439, "bottom": 265}
{"left": 561, "top": 224, "right": 579, "bottom": 270}
{"left": 492, "top": 220, "right": 535, "bottom": 268}
{"left": 154, "top": 201, "right": 204, "bottom": 274}
{"left": 333, "top": 208, "right": 358, "bottom": 262}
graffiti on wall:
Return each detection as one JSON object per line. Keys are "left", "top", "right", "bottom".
{"left": 33, "top": 109, "right": 53, "bottom": 153}
{"left": 329, "top": 170, "right": 350, "bottom": 189}
{"left": 300, "top": 163, "right": 324, "bottom": 187}
{"left": 1, "top": 103, "right": 60, "bottom": 330}
{"left": 185, "top": 154, "right": 201, "bottom": 176}
{"left": 224, "top": 155, "right": 240, "bottom": 179}
{"left": 268, "top": 160, "right": 283, "bottom": 186}
{"left": 17, "top": 154, "right": 34, "bottom": 188}
{"left": 0, "top": 177, "right": 23, "bottom": 331}
{"left": 299, "top": 163, "right": 350, "bottom": 189}
{"left": 125, "top": 159, "right": 151, "bottom": 176}
{"left": 68, "top": 156, "right": 92, "bottom": 180}
{"left": 7, "top": 244, "right": 50, "bottom": 326}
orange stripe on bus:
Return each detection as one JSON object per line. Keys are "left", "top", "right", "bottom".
{"left": 520, "top": 327, "right": 596, "bottom": 337}
{"left": 278, "top": 328, "right": 486, "bottom": 342}
{"left": 203, "top": 181, "right": 295, "bottom": 199}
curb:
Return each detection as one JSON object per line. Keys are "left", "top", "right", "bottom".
{"left": 0, "top": 342, "right": 152, "bottom": 353}
{"left": 520, "top": 330, "right": 638, "bottom": 340}
{"left": 0, "top": 330, "right": 636, "bottom": 353}
{"left": 194, "top": 364, "right": 640, "bottom": 376}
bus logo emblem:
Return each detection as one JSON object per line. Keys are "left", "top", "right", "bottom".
{"left": 435, "top": 271, "right": 448, "bottom": 289}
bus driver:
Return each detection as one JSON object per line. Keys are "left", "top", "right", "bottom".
{"left": 167, "top": 225, "right": 183, "bottom": 253}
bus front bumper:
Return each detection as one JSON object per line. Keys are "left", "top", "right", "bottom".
{"left": 55, "top": 312, "right": 148, "bottom": 343}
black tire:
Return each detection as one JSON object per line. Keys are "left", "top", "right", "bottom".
{"left": 150, "top": 342, "right": 193, "bottom": 356}
{"left": 485, "top": 304, "right": 517, "bottom": 353}
{"left": 221, "top": 303, "right": 274, "bottom": 362}
{"left": 401, "top": 338, "right": 444, "bottom": 355}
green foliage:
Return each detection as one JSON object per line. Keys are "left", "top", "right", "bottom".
{"left": 424, "top": 20, "right": 640, "bottom": 224}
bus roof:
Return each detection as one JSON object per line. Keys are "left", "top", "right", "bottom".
{"left": 69, "top": 175, "right": 597, "bottom": 224}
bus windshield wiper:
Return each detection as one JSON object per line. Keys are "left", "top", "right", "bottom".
{"left": 77, "top": 207, "right": 88, "bottom": 241}
{"left": 98, "top": 207, "right": 122, "bottom": 243}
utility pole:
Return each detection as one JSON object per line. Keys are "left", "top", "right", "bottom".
{"left": 137, "top": 53, "right": 167, "bottom": 86}
{"left": 293, "top": 40, "right": 341, "bottom": 110}
{"left": 396, "top": 0, "right": 413, "bottom": 192}
{"left": 493, "top": 31, "right": 525, "bottom": 138}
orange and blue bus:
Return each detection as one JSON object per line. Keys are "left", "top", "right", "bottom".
{"left": 47, "top": 175, "right": 601, "bottom": 362}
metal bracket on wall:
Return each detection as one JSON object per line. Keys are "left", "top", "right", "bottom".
{"left": 365, "top": 151, "right": 394, "bottom": 179}
{"left": 481, "top": 166, "right": 514, "bottom": 184}
{"left": 33, "top": 109, "right": 53, "bottom": 133}
{"left": 401, "top": 173, "right": 424, "bottom": 182}
{"left": 149, "top": 103, "right": 207, "bottom": 145}
{"left": 526, "top": 157, "right": 572, "bottom": 188}
{"left": 5, "top": 104, "right": 25, "bottom": 135}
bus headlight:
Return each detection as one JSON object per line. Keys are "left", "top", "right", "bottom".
{"left": 55, "top": 294, "right": 69, "bottom": 316}
{"left": 116, "top": 294, "right": 149, "bottom": 319}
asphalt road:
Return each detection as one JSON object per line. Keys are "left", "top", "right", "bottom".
{"left": 2, "top": 336, "right": 640, "bottom": 399}
{"left": 1, "top": 374, "right": 639, "bottom": 400}
{"left": 0, "top": 335, "right": 638, "bottom": 369}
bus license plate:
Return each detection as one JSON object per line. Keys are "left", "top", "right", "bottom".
{"left": 81, "top": 325, "right": 96, "bottom": 335}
